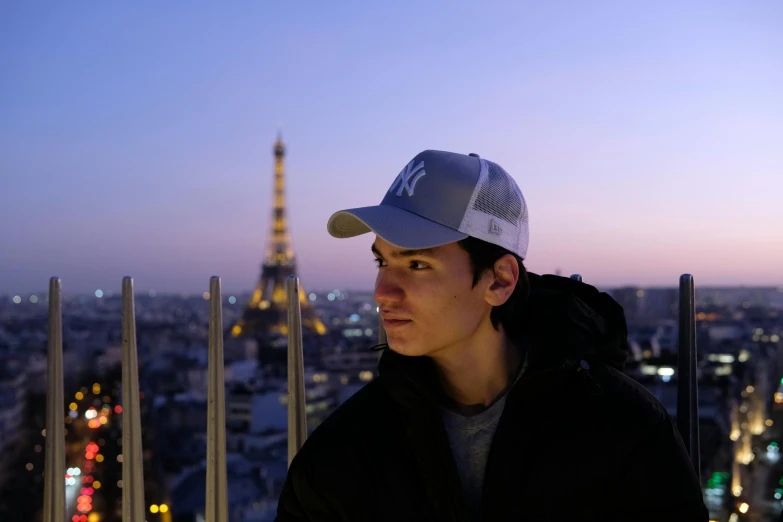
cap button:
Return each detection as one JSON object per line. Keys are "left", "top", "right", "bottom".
{"left": 468, "top": 153, "right": 480, "bottom": 158}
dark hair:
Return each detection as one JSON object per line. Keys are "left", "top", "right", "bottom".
{"left": 457, "top": 236, "right": 530, "bottom": 336}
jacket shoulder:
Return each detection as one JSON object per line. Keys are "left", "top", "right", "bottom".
{"left": 296, "top": 379, "right": 394, "bottom": 460}
{"left": 280, "top": 379, "right": 398, "bottom": 511}
{"left": 586, "top": 364, "right": 674, "bottom": 435}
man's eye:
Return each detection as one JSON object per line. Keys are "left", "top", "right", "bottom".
{"left": 373, "top": 258, "right": 428, "bottom": 270}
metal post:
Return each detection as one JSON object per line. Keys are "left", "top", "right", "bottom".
{"left": 570, "top": 274, "right": 582, "bottom": 282}
{"left": 121, "top": 277, "right": 145, "bottom": 522}
{"left": 286, "top": 276, "right": 307, "bottom": 467}
{"left": 206, "top": 277, "right": 228, "bottom": 522}
{"left": 676, "top": 274, "right": 700, "bottom": 481}
{"left": 44, "top": 278, "right": 65, "bottom": 522}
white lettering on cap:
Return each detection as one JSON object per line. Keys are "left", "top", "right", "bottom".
{"left": 389, "top": 160, "right": 426, "bottom": 197}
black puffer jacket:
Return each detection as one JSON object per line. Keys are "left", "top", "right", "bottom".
{"left": 276, "top": 274, "right": 708, "bottom": 521}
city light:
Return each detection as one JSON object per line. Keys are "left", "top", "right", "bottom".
{"left": 202, "top": 292, "right": 210, "bottom": 300}
{"left": 149, "top": 289, "right": 157, "bottom": 297}
{"left": 12, "top": 295, "right": 21, "bottom": 304}
{"left": 93, "top": 383, "right": 101, "bottom": 394}
{"left": 228, "top": 295, "right": 237, "bottom": 304}
{"left": 96, "top": 454, "right": 104, "bottom": 462}
{"left": 29, "top": 295, "right": 38, "bottom": 303}
{"left": 75, "top": 392, "right": 84, "bottom": 400}
{"left": 738, "top": 503, "right": 749, "bottom": 514}
{"left": 114, "top": 405, "right": 122, "bottom": 414}
{"left": 308, "top": 293, "right": 316, "bottom": 301}
{"left": 95, "top": 289, "right": 103, "bottom": 298}
{"left": 93, "top": 481, "right": 101, "bottom": 489}
{"left": 159, "top": 504, "right": 169, "bottom": 513}
{"left": 69, "top": 402, "right": 78, "bottom": 411}
{"left": 150, "top": 505, "right": 159, "bottom": 513}
{"left": 85, "top": 409, "right": 97, "bottom": 419}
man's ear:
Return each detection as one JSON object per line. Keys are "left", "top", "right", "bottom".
{"left": 484, "top": 254, "right": 519, "bottom": 307}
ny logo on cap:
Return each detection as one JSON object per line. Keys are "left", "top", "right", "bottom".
{"left": 389, "top": 160, "right": 426, "bottom": 197}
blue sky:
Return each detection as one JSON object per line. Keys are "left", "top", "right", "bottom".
{"left": 1, "top": 1, "right": 781, "bottom": 295}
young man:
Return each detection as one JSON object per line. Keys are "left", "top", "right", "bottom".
{"left": 276, "top": 150, "right": 708, "bottom": 521}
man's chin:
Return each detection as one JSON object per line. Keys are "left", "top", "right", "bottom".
{"left": 386, "top": 339, "right": 430, "bottom": 357}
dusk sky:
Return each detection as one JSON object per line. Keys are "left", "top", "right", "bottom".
{"left": 1, "top": 1, "right": 781, "bottom": 296}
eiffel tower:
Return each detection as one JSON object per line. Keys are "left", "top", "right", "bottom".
{"left": 231, "top": 135, "right": 327, "bottom": 339}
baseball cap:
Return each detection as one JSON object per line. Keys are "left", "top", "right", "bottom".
{"left": 327, "top": 150, "right": 529, "bottom": 259}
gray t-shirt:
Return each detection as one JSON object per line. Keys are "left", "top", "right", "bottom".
{"left": 440, "top": 368, "right": 524, "bottom": 521}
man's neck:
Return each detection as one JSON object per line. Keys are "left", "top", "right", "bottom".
{"left": 430, "top": 321, "right": 522, "bottom": 416}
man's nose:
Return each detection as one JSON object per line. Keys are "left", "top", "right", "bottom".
{"left": 374, "top": 271, "right": 404, "bottom": 305}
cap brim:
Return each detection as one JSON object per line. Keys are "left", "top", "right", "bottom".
{"left": 327, "top": 205, "right": 468, "bottom": 250}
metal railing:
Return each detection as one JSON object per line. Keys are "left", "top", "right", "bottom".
{"left": 42, "top": 272, "right": 700, "bottom": 520}
{"left": 44, "top": 278, "right": 65, "bottom": 522}
{"left": 677, "top": 274, "right": 701, "bottom": 482}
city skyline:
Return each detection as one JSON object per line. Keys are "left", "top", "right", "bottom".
{"left": 2, "top": 1, "right": 782, "bottom": 294}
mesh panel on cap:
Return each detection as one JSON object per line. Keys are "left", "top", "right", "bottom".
{"left": 457, "top": 159, "right": 529, "bottom": 259}
{"left": 473, "top": 161, "right": 523, "bottom": 226}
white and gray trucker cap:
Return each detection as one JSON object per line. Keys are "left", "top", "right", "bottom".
{"left": 327, "top": 150, "right": 529, "bottom": 259}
